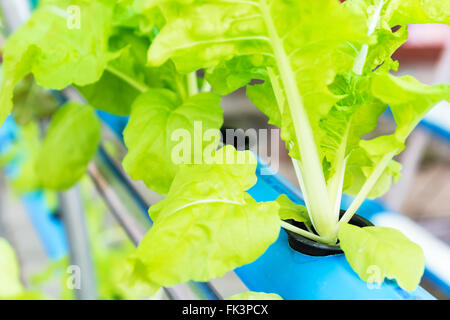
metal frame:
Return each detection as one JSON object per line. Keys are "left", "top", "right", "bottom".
{"left": 59, "top": 187, "right": 97, "bottom": 300}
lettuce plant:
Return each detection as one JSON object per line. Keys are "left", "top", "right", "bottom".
{"left": 0, "top": 0, "right": 449, "bottom": 297}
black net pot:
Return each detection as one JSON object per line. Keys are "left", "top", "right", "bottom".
{"left": 283, "top": 211, "right": 373, "bottom": 256}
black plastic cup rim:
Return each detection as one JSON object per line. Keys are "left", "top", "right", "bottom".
{"left": 283, "top": 210, "right": 374, "bottom": 256}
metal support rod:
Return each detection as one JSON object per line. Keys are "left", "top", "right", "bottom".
{"left": 87, "top": 163, "right": 147, "bottom": 247}
{"left": 59, "top": 186, "right": 97, "bottom": 300}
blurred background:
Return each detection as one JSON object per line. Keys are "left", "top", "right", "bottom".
{"left": 0, "top": 1, "right": 449, "bottom": 300}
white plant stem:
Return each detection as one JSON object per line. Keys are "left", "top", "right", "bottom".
{"left": 280, "top": 221, "right": 335, "bottom": 245}
{"left": 260, "top": 0, "right": 334, "bottom": 237}
{"left": 329, "top": 149, "right": 397, "bottom": 240}
{"left": 187, "top": 71, "right": 199, "bottom": 96}
{"left": 352, "top": 0, "right": 385, "bottom": 75}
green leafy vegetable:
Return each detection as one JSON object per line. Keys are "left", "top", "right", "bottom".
{"left": 138, "top": 0, "right": 449, "bottom": 292}
{"left": 76, "top": 26, "right": 186, "bottom": 115}
{"left": 276, "top": 194, "right": 309, "bottom": 224}
{"left": 338, "top": 223, "right": 425, "bottom": 292}
{"left": 1, "top": 0, "right": 449, "bottom": 296}
{"left": 36, "top": 102, "right": 101, "bottom": 190}
{"left": 145, "top": 0, "right": 369, "bottom": 236}
{"left": 383, "top": 0, "right": 450, "bottom": 25}
{"left": 372, "top": 73, "right": 450, "bottom": 141}
{"left": 13, "top": 102, "right": 101, "bottom": 191}
{"left": 122, "top": 89, "right": 223, "bottom": 194}
{"left": 0, "top": 0, "right": 115, "bottom": 125}
{"left": 206, "top": 56, "right": 269, "bottom": 95}
{"left": 125, "top": 146, "right": 280, "bottom": 294}
{"left": 12, "top": 75, "right": 59, "bottom": 125}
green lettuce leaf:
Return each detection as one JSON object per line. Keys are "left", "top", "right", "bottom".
{"left": 0, "top": 0, "right": 116, "bottom": 126}
{"left": 345, "top": 0, "right": 450, "bottom": 73}
{"left": 341, "top": 73, "right": 449, "bottom": 198}
{"left": 372, "top": 73, "right": 450, "bottom": 141}
{"left": 146, "top": 0, "right": 368, "bottom": 155}
{"left": 125, "top": 146, "right": 280, "bottom": 294}
{"left": 143, "top": 0, "right": 371, "bottom": 236}
{"left": 322, "top": 73, "right": 388, "bottom": 200}
{"left": 330, "top": 0, "right": 450, "bottom": 200}
{"left": 226, "top": 291, "right": 283, "bottom": 300}
{"left": 122, "top": 89, "right": 223, "bottom": 194}
{"left": 338, "top": 223, "right": 425, "bottom": 292}
{"left": 35, "top": 102, "right": 101, "bottom": 190}
{"left": 276, "top": 194, "right": 309, "bottom": 224}
{"left": 344, "top": 135, "right": 403, "bottom": 198}
{"left": 313, "top": 0, "right": 449, "bottom": 199}
{"left": 76, "top": 27, "right": 185, "bottom": 115}
{"left": 10, "top": 122, "right": 43, "bottom": 193}
{"left": 205, "top": 55, "right": 269, "bottom": 95}
{"left": 12, "top": 76, "right": 59, "bottom": 126}
{"left": 384, "top": 0, "right": 450, "bottom": 25}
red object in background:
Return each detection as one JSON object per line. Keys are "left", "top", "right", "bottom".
{"left": 394, "top": 24, "right": 450, "bottom": 62}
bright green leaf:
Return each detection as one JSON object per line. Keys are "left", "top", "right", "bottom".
{"left": 322, "top": 73, "right": 387, "bottom": 186}
{"left": 147, "top": 0, "right": 368, "bottom": 157}
{"left": 372, "top": 73, "right": 450, "bottom": 141}
{"left": 206, "top": 55, "right": 269, "bottom": 95}
{"left": 276, "top": 194, "right": 309, "bottom": 224}
{"left": 77, "top": 28, "right": 185, "bottom": 115}
{"left": 122, "top": 89, "right": 223, "bottom": 194}
{"left": 0, "top": 0, "right": 116, "bottom": 126}
{"left": 384, "top": 0, "right": 450, "bottom": 25}
{"left": 338, "top": 223, "right": 425, "bottom": 292}
{"left": 125, "top": 146, "right": 280, "bottom": 294}
{"left": 12, "top": 76, "right": 59, "bottom": 126}
{"left": 344, "top": 135, "right": 403, "bottom": 198}
{"left": 35, "top": 102, "right": 101, "bottom": 190}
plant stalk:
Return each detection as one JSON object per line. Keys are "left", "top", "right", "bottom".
{"left": 187, "top": 71, "right": 199, "bottom": 96}
{"left": 260, "top": 0, "right": 335, "bottom": 237}
{"left": 105, "top": 66, "right": 149, "bottom": 93}
{"left": 352, "top": 0, "right": 385, "bottom": 75}
{"left": 330, "top": 149, "right": 397, "bottom": 240}
{"left": 280, "top": 221, "right": 336, "bottom": 245}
